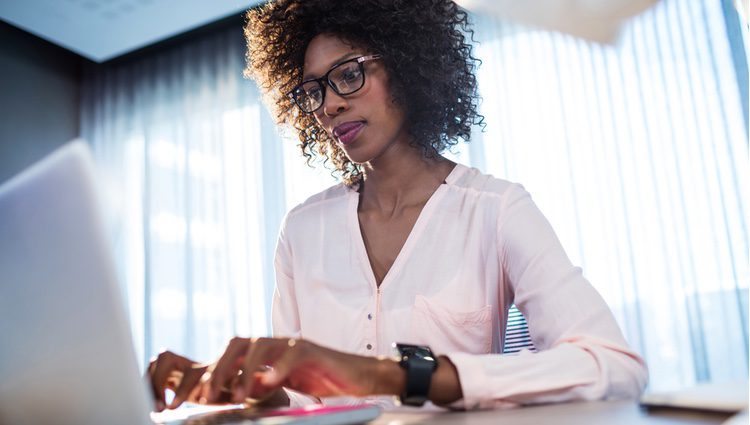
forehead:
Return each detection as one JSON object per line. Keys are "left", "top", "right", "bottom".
{"left": 303, "top": 34, "right": 360, "bottom": 79}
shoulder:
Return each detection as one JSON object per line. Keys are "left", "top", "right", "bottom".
{"left": 281, "top": 182, "right": 352, "bottom": 230}
{"left": 448, "top": 164, "right": 527, "bottom": 201}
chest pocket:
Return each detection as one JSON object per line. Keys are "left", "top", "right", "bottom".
{"left": 409, "top": 294, "right": 493, "bottom": 355}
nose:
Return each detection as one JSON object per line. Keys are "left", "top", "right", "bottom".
{"left": 322, "top": 88, "right": 349, "bottom": 117}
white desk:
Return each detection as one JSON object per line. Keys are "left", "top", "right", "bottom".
{"left": 372, "top": 400, "right": 736, "bottom": 424}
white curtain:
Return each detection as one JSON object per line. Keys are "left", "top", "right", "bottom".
{"left": 80, "top": 0, "right": 747, "bottom": 392}
{"left": 463, "top": 0, "right": 748, "bottom": 391}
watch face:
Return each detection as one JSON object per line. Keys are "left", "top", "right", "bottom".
{"left": 395, "top": 343, "right": 435, "bottom": 362}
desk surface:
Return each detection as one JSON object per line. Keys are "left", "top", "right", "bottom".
{"left": 372, "top": 400, "right": 737, "bottom": 424}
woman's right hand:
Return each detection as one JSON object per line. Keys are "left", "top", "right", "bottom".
{"left": 147, "top": 350, "right": 210, "bottom": 412}
{"left": 147, "top": 337, "right": 289, "bottom": 412}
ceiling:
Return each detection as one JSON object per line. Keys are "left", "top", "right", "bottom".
{"left": 0, "top": 0, "right": 261, "bottom": 62}
{"left": 0, "top": 0, "right": 668, "bottom": 63}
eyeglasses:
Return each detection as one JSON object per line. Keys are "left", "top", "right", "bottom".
{"left": 288, "top": 55, "right": 382, "bottom": 114}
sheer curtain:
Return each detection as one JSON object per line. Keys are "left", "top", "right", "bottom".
{"left": 463, "top": 0, "right": 748, "bottom": 391}
{"left": 81, "top": 26, "right": 335, "bottom": 367}
{"left": 80, "top": 0, "right": 747, "bottom": 391}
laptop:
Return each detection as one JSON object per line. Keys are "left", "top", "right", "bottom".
{"left": 0, "top": 142, "right": 381, "bottom": 425}
{"left": 639, "top": 380, "right": 748, "bottom": 413}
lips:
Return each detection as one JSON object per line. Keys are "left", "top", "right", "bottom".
{"left": 333, "top": 121, "right": 365, "bottom": 146}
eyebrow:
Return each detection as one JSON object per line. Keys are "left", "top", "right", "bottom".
{"left": 302, "top": 52, "right": 361, "bottom": 81}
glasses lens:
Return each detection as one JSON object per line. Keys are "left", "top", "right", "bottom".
{"left": 329, "top": 61, "right": 364, "bottom": 95}
{"left": 294, "top": 81, "right": 324, "bottom": 112}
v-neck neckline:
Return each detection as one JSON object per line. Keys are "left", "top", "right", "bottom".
{"left": 347, "top": 163, "right": 465, "bottom": 291}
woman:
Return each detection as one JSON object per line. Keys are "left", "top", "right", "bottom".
{"left": 148, "top": 0, "right": 648, "bottom": 411}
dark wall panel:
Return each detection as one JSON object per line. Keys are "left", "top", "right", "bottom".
{"left": 0, "top": 21, "right": 83, "bottom": 184}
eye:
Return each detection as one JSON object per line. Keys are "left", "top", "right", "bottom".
{"left": 340, "top": 67, "right": 361, "bottom": 83}
{"left": 332, "top": 62, "right": 362, "bottom": 83}
{"left": 300, "top": 83, "right": 323, "bottom": 102}
{"left": 306, "top": 86, "right": 322, "bottom": 99}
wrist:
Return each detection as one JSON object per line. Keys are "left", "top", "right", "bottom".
{"left": 428, "top": 355, "right": 462, "bottom": 405}
{"left": 371, "top": 357, "right": 406, "bottom": 396}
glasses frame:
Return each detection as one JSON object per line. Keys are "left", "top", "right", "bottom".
{"left": 288, "top": 54, "right": 383, "bottom": 114}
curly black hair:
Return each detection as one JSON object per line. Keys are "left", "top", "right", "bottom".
{"left": 244, "top": 0, "right": 483, "bottom": 185}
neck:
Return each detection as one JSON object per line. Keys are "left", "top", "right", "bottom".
{"left": 359, "top": 144, "right": 455, "bottom": 214}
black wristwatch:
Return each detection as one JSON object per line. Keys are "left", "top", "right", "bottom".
{"left": 394, "top": 343, "right": 438, "bottom": 406}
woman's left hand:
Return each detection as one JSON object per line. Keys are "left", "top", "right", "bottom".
{"left": 229, "top": 338, "right": 401, "bottom": 403}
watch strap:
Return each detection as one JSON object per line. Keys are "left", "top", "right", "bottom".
{"left": 396, "top": 344, "right": 437, "bottom": 406}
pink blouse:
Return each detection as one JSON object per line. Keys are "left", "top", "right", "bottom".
{"left": 272, "top": 163, "right": 647, "bottom": 409}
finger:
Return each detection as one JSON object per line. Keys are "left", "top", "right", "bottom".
{"left": 186, "top": 379, "right": 204, "bottom": 404}
{"left": 235, "top": 338, "right": 293, "bottom": 402}
{"left": 150, "top": 351, "right": 193, "bottom": 411}
{"left": 165, "top": 369, "right": 186, "bottom": 391}
{"left": 193, "top": 371, "right": 212, "bottom": 404}
{"left": 170, "top": 364, "right": 208, "bottom": 409}
{"left": 208, "top": 337, "right": 250, "bottom": 402}
{"left": 145, "top": 359, "right": 164, "bottom": 410}
{"left": 259, "top": 339, "right": 304, "bottom": 388}
{"left": 194, "top": 372, "right": 234, "bottom": 404}
{"left": 149, "top": 352, "right": 176, "bottom": 411}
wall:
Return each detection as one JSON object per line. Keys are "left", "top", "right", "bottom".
{"left": 0, "top": 21, "right": 83, "bottom": 184}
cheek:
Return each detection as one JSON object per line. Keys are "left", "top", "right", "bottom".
{"left": 369, "top": 83, "right": 391, "bottom": 106}
{"left": 368, "top": 83, "right": 402, "bottom": 123}
{"left": 312, "top": 111, "right": 325, "bottom": 125}
{"left": 312, "top": 113, "right": 330, "bottom": 134}
{"left": 375, "top": 95, "right": 406, "bottom": 129}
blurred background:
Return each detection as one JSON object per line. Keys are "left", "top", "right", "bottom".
{"left": 0, "top": 0, "right": 747, "bottom": 393}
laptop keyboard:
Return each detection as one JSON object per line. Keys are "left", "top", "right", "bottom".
{"left": 180, "top": 409, "right": 260, "bottom": 425}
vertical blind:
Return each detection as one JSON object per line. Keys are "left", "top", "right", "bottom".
{"left": 80, "top": 0, "right": 747, "bottom": 391}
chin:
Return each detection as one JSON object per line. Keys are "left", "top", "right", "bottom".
{"left": 340, "top": 143, "right": 376, "bottom": 165}
{"left": 342, "top": 152, "right": 372, "bottom": 166}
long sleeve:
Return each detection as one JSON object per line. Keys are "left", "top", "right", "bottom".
{"left": 271, "top": 216, "right": 301, "bottom": 339}
{"left": 271, "top": 215, "right": 321, "bottom": 407}
{"left": 446, "top": 184, "right": 648, "bottom": 409}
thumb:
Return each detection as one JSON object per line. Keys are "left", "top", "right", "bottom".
{"left": 261, "top": 344, "right": 301, "bottom": 387}
{"left": 260, "top": 364, "right": 285, "bottom": 387}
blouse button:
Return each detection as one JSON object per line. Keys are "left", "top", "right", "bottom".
{"left": 366, "top": 344, "right": 373, "bottom": 350}
{"left": 367, "top": 313, "right": 373, "bottom": 320}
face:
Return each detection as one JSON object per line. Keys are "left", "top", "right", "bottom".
{"left": 302, "top": 34, "right": 410, "bottom": 165}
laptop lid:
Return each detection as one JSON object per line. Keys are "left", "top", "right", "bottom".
{"left": 0, "top": 142, "right": 152, "bottom": 425}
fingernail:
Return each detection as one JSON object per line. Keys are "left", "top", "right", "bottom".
{"left": 261, "top": 370, "right": 277, "bottom": 385}
{"left": 156, "top": 400, "right": 166, "bottom": 411}
{"left": 233, "top": 387, "right": 245, "bottom": 402}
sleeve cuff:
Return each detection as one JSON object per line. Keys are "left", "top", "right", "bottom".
{"left": 444, "top": 352, "right": 520, "bottom": 410}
